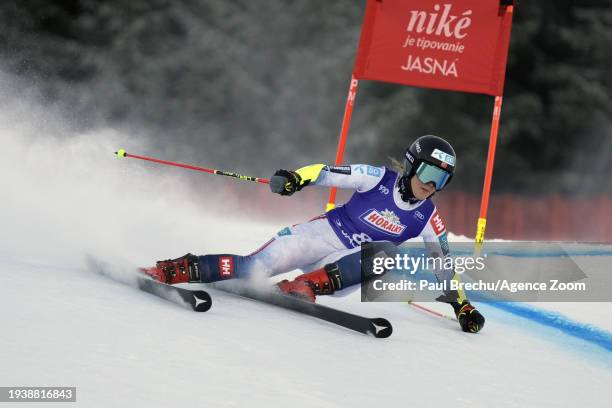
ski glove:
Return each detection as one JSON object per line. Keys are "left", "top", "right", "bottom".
{"left": 270, "top": 169, "right": 309, "bottom": 196}
{"left": 452, "top": 301, "right": 485, "bottom": 333}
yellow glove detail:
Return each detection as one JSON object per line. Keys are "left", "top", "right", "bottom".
{"left": 294, "top": 164, "right": 326, "bottom": 185}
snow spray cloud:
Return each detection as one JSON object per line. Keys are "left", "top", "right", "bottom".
{"left": 0, "top": 70, "right": 279, "bottom": 271}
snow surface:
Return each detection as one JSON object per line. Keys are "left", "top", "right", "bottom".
{"left": 1, "top": 86, "right": 612, "bottom": 408}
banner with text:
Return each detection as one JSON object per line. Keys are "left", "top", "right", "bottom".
{"left": 353, "top": 0, "right": 514, "bottom": 96}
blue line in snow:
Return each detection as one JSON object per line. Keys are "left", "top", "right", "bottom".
{"left": 395, "top": 246, "right": 612, "bottom": 351}
{"left": 395, "top": 267, "right": 612, "bottom": 352}
{"left": 483, "top": 301, "right": 612, "bottom": 352}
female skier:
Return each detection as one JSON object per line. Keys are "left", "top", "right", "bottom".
{"left": 143, "top": 135, "right": 485, "bottom": 333}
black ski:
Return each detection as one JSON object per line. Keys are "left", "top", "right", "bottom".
{"left": 136, "top": 276, "right": 212, "bottom": 312}
{"left": 211, "top": 282, "right": 392, "bottom": 338}
{"left": 87, "top": 256, "right": 212, "bottom": 312}
{"left": 88, "top": 257, "right": 388, "bottom": 335}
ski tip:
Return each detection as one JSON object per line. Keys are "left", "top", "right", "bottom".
{"left": 191, "top": 290, "right": 212, "bottom": 312}
{"left": 370, "top": 318, "right": 393, "bottom": 338}
{"left": 115, "top": 148, "right": 127, "bottom": 158}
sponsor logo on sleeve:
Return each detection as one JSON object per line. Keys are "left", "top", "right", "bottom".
{"left": 219, "top": 256, "right": 234, "bottom": 278}
{"left": 439, "top": 231, "right": 450, "bottom": 255}
{"left": 360, "top": 209, "right": 406, "bottom": 236}
{"left": 277, "top": 227, "right": 292, "bottom": 236}
{"left": 326, "top": 165, "right": 352, "bottom": 175}
{"left": 429, "top": 209, "right": 446, "bottom": 236}
{"left": 367, "top": 166, "right": 382, "bottom": 177}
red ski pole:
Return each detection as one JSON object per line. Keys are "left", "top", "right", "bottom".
{"left": 407, "top": 301, "right": 457, "bottom": 321}
{"left": 115, "top": 149, "right": 270, "bottom": 184}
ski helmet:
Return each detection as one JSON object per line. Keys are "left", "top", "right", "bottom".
{"left": 399, "top": 135, "right": 456, "bottom": 201}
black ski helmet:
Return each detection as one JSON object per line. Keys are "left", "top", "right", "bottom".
{"left": 399, "top": 135, "right": 456, "bottom": 201}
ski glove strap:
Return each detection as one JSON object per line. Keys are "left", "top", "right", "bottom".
{"left": 270, "top": 169, "right": 306, "bottom": 196}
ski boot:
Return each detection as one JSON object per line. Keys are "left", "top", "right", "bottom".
{"left": 140, "top": 253, "right": 201, "bottom": 285}
{"left": 451, "top": 301, "right": 485, "bottom": 333}
{"left": 277, "top": 263, "right": 343, "bottom": 302}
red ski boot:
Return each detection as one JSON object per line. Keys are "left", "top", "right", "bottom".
{"left": 277, "top": 263, "right": 343, "bottom": 302}
{"left": 140, "top": 253, "right": 201, "bottom": 285}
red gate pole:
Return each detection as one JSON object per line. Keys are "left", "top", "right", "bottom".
{"left": 475, "top": 95, "right": 504, "bottom": 246}
{"left": 326, "top": 74, "right": 359, "bottom": 212}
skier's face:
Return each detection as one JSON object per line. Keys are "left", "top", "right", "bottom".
{"left": 411, "top": 175, "right": 436, "bottom": 200}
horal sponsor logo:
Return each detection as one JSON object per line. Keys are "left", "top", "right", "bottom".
{"left": 361, "top": 209, "right": 407, "bottom": 236}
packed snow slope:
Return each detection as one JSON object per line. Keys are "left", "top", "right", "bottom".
{"left": 1, "top": 82, "right": 612, "bottom": 408}
{"left": 3, "top": 238, "right": 612, "bottom": 408}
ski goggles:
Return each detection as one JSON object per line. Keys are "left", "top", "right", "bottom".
{"left": 414, "top": 161, "right": 451, "bottom": 191}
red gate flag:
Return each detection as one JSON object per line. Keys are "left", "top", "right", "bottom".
{"left": 353, "top": 0, "right": 514, "bottom": 96}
